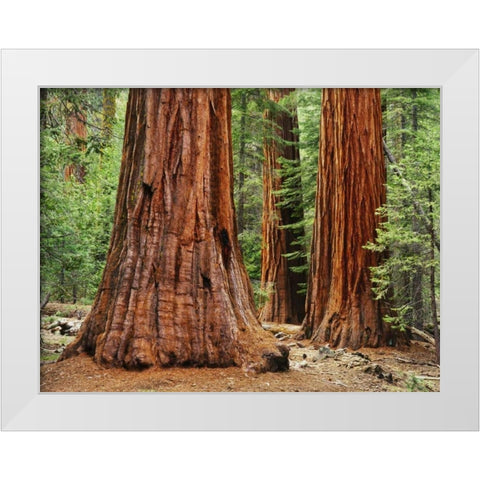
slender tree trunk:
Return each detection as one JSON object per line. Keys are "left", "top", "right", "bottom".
{"left": 412, "top": 89, "right": 418, "bottom": 132}
{"left": 411, "top": 215, "right": 424, "bottom": 328}
{"left": 302, "top": 88, "right": 394, "bottom": 348}
{"left": 410, "top": 89, "right": 424, "bottom": 330}
{"left": 259, "top": 88, "right": 307, "bottom": 325}
{"left": 428, "top": 189, "right": 440, "bottom": 364}
{"left": 65, "top": 100, "right": 87, "bottom": 183}
{"left": 59, "top": 270, "right": 65, "bottom": 304}
{"left": 72, "top": 283, "right": 78, "bottom": 304}
{"left": 399, "top": 91, "right": 414, "bottom": 325}
{"left": 63, "top": 95, "right": 87, "bottom": 302}
{"left": 40, "top": 88, "right": 48, "bottom": 130}
{"left": 102, "top": 88, "right": 117, "bottom": 145}
{"left": 237, "top": 92, "right": 247, "bottom": 234}
{"left": 60, "top": 88, "right": 288, "bottom": 372}
{"left": 40, "top": 292, "right": 51, "bottom": 310}
{"left": 401, "top": 112, "right": 407, "bottom": 148}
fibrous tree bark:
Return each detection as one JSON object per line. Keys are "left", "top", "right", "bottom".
{"left": 259, "top": 88, "right": 307, "bottom": 325}
{"left": 60, "top": 88, "right": 288, "bottom": 372}
{"left": 236, "top": 92, "right": 247, "bottom": 234}
{"left": 302, "top": 88, "right": 394, "bottom": 348}
{"left": 64, "top": 100, "right": 87, "bottom": 183}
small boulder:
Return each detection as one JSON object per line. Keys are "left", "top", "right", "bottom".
{"left": 347, "top": 357, "right": 369, "bottom": 368}
{"left": 317, "top": 345, "right": 334, "bottom": 360}
{"left": 352, "top": 351, "right": 371, "bottom": 361}
{"left": 364, "top": 364, "right": 383, "bottom": 375}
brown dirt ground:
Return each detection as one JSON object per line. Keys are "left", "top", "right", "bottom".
{"left": 41, "top": 322, "right": 439, "bottom": 392}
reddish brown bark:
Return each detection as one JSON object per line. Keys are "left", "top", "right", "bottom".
{"left": 302, "top": 88, "right": 394, "bottom": 348}
{"left": 65, "top": 107, "right": 87, "bottom": 183}
{"left": 259, "top": 88, "right": 307, "bottom": 325}
{"left": 60, "top": 88, "right": 288, "bottom": 372}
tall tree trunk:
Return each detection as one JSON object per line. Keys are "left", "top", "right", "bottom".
{"left": 65, "top": 99, "right": 87, "bottom": 183}
{"left": 72, "top": 283, "right": 78, "bottom": 304}
{"left": 399, "top": 90, "right": 414, "bottom": 325}
{"left": 259, "top": 88, "right": 307, "bottom": 325}
{"left": 102, "top": 88, "right": 117, "bottom": 145}
{"left": 59, "top": 268, "right": 65, "bottom": 304}
{"left": 60, "top": 88, "right": 288, "bottom": 372}
{"left": 428, "top": 188, "right": 440, "bottom": 364}
{"left": 237, "top": 92, "right": 247, "bottom": 234}
{"left": 302, "top": 88, "right": 394, "bottom": 348}
{"left": 40, "top": 88, "right": 48, "bottom": 130}
{"left": 410, "top": 89, "right": 424, "bottom": 330}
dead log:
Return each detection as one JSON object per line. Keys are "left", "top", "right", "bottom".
{"left": 262, "top": 323, "right": 303, "bottom": 336}
{"left": 408, "top": 325, "right": 436, "bottom": 345}
{"left": 395, "top": 356, "right": 439, "bottom": 368}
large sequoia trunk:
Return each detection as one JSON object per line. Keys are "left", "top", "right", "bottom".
{"left": 302, "top": 88, "right": 394, "bottom": 348}
{"left": 259, "top": 88, "right": 307, "bottom": 325}
{"left": 60, "top": 88, "right": 288, "bottom": 372}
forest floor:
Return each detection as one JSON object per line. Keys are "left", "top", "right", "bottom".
{"left": 40, "top": 304, "right": 440, "bottom": 393}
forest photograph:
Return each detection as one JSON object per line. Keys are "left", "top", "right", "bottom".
{"left": 39, "top": 87, "right": 440, "bottom": 392}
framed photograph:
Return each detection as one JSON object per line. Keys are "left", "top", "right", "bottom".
{"left": 1, "top": 49, "right": 478, "bottom": 430}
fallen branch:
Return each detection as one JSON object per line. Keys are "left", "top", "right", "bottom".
{"left": 395, "top": 356, "right": 416, "bottom": 364}
{"left": 409, "top": 325, "right": 436, "bottom": 345}
{"left": 262, "top": 323, "right": 302, "bottom": 336}
{"left": 415, "top": 376, "right": 440, "bottom": 381}
{"left": 395, "top": 357, "right": 439, "bottom": 368}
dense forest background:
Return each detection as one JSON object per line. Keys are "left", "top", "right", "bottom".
{"left": 40, "top": 88, "right": 440, "bottom": 336}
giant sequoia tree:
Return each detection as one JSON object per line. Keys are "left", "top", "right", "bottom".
{"left": 302, "top": 88, "right": 394, "bottom": 348}
{"left": 259, "top": 88, "right": 307, "bottom": 325}
{"left": 60, "top": 88, "right": 288, "bottom": 372}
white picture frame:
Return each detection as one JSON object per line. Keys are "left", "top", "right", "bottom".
{"left": 1, "top": 49, "right": 478, "bottom": 430}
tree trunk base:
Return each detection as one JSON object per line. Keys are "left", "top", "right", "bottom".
{"left": 60, "top": 319, "right": 289, "bottom": 373}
